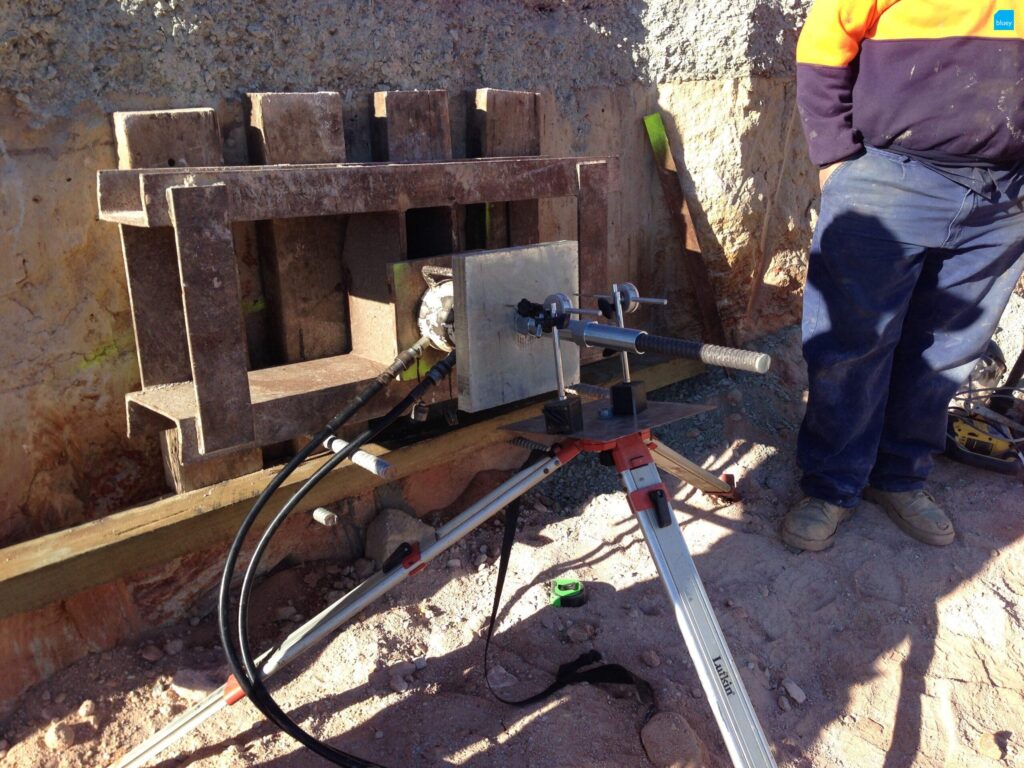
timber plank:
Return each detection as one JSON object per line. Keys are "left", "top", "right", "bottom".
{"left": 248, "top": 91, "right": 350, "bottom": 361}
{"left": 577, "top": 160, "right": 611, "bottom": 365}
{"left": 469, "top": 88, "right": 541, "bottom": 248}
{"left": 127, "top": 354, "right": 415, "bottom": 452}
{"left": 168, "top": 183, "right": 255, "bottom": 453}
{"left": 349, "top": 90, "right": 457, "bottom": 365}
{"left": 643, "top": 112, "right": 726, "bottom": 345}
{"left": 0, "top": 356, "right": 702, "bottom": 620}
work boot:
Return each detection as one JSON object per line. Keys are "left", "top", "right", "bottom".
{"left": 781, "top": 497, "right": 852, "bottom": 552}
{"left": 862, "top": 487, "right": 955, "bottom": 546}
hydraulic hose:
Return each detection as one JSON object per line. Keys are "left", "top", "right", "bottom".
{"left": 228, "top": 351, "right": 457, "bottom": 767}
{"left": 218, "top": 337, "right": 433, "bottom": 768}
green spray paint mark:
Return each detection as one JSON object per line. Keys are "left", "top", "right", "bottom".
{"left": 643, "top": 112, "right": 670, "bottom": 166}
{"left": 79, "top": 333, "right": 136, "bottom": 370}
{"left": 243, "top": 297, "right": 267, "bottom": 314}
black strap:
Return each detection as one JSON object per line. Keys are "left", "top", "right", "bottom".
{"left": 482, "top": 461, "right": 655, "bottom": 715}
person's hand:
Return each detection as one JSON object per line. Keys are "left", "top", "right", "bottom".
{"left": 819, "top": 162, "right": 843, "bottom": 189}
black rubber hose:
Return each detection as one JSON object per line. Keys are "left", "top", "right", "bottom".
{"left": 634, "top": 333, "right": 771, "bottom": 375}
{"left": 217, "top": 339, "right": 431, "bottom": 768}
{"left": 232, "top": 351, "right": 456, "bottom": 767}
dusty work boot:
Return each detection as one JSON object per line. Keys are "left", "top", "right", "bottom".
{"left": 781, "top": 497, "right": 852, "bottom": 552}
{"left": 862, "top": 487, "right": 955, "bottom": 546}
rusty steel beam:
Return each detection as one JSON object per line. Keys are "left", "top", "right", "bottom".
{"left": 126, "top": 353, "right": 419, "bottom": 461}
{"left": 168, "top": 183, "right": 255, "bottom": 454}
{"left": 97, "top": 156, "right": 619, "bottom": 227}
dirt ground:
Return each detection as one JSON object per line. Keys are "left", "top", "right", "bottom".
{"left": 1, "top": 302, "right": 1022, "bottom": 768}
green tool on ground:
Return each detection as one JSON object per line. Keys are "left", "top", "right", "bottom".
{"left": 550, "top": 578, "right": 587, "bottom": 607}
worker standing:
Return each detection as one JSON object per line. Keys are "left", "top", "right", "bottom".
{"left": 783, "top": 0, "right": 1024, "bottom": 551}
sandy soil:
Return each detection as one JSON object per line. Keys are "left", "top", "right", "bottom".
{"left": 1, "top": 309, "right": 1022, "bottom": 768}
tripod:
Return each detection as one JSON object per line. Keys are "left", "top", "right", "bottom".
{"left": 111, "top": 392, "right": 777, "bottom": 768}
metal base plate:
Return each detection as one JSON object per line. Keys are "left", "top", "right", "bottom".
{"left": 505, "top": 399, "right": 713, "bottom": 441}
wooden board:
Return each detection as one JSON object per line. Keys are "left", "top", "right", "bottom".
{"left": 468, "top": 88, "right": 541, "bottom": 249}
{"left": 0, "top": 356, "right": 702, "bottom": 620}
{"left": 454, "top": 241, "right": 580, "bottom": 412}
{"left": 113, "top": 108, "right": 222, "bottom": 387}
{"left": 248, "top": 91, "right": 350, "bottom": 361}
{"left": 349, "top": 90, "right": 458, "bottom": 365}
{"left": 643, "top": 112, "right": 726, "bottom": 345}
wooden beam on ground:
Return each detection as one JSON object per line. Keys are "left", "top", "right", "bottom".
{"left": 97, "top": 156, "right": 620, "bottom": 227}
{"left": 643, "top": 112, "right": 727, "bottom": 345}
{"left": 113, "top": 108, "right": 262, "bottom": 489}
{"left": 248, "top": 91, "right": 350, "bottom": 361}
{"left": 0, "top": 357, "right": 702, "bottom": 620}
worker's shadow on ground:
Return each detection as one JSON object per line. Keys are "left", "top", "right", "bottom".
{"left": 170, "top": 211, "right": 1022, "bottom": 766}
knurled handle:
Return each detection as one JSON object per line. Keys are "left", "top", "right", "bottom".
{"left": 634, "top": 334, "right": 771, "bottom": 374}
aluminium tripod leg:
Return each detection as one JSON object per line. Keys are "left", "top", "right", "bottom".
{"left": 110, "top": 452, "right": 567, "bottom": 768}
{"left": 615, "top": 436, "right": 776, "bottom": 768}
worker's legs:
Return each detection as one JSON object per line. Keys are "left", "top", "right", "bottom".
{"left": 869, "top": 174, "right": 1024, "bottom": 490}
{"left": 796, "top": 147, "right": 960, "bottom": 507}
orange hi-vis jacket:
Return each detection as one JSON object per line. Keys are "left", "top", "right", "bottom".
{"left": 796, "top": 0, "right": 1024, "bottom": 167}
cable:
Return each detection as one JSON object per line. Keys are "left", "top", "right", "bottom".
{"left": 217, "top": 338, "right": 433, "bottom": 767}
{"left": 227, "top": 351, "right": 456, "bottom": 766}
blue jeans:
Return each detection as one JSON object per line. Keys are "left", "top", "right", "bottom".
{"left": 798, "top": 146, "right": 1024, "bottom": 507}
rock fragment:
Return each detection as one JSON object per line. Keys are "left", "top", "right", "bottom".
{"left": 139, "top": 644, "right": 163, "bottom": 662}
{"left": 365, "top": 508, "right": 433, "bottom": 565}
{"left": 640, "top": 711, "right": 706, "bottom": 768}
{"left": 566, "top": 622, "right": 594, "bottom": 643}
{"left": 781, "top": 678, "right": 807, "bottom": 704}
{"left": 486, "top": 664, "right": 518, "bottom": 689}
{"left": 354, "top": 558, "right": 376, "bottom": 579}
{"left": 44, "top": 722, "right": 75, "bottom": 750}
{"left": 641, "top": 649, "right": 661, "bottom": 668}
{"left": 170, "top": 669, "right": 217, "bottom": 703}
{"left": 389, "top": 674, "right": 408, "bottom": 693}
{"left": 274, "top": 605, "right": 297, "bottom": 622}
